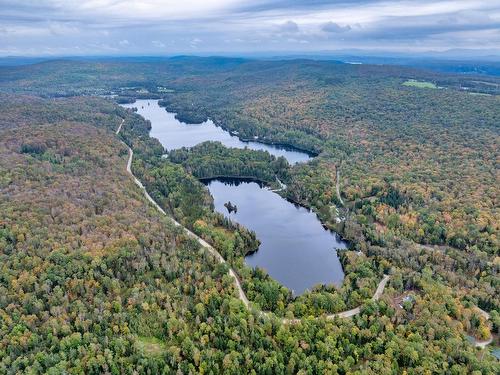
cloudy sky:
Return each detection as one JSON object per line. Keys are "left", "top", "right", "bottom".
{"left": 1, "top": 0, "right": 500, "bottom": 56}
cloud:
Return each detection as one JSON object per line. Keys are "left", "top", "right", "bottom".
{"left": 278, "top": 20, "right": 299, "bottom": 33}
{"left": 151, "top": 40, "right": 165, "bottom": 48}
{"left": 0, "top": 0, "right": 499, "bottom": 56}
{"left": 190, "top": 38, "right": 202, "bottom": 48}
{"left": 321, "top": 22, "right": 351, "bottom": 33}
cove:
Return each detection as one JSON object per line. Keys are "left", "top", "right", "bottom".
{"left": 121, "top": 99, "right": 346, "bottom": 294}
{"left": 122, "top": 99, "right": 312, "bottom": 164}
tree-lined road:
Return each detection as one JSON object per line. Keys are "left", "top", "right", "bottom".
{"left": 117, "top": 117, "right": 391, "bottom": 323}
{"left": 117, "top": 114, "right": 497, "bottom": 342}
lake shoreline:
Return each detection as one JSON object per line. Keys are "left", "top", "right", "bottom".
{"left": 200, "top": 175, "right": 348, "bottom": 240}
{"left": 120, "top": 98, "right": 347, "bottom": 293}
{"left": 205, "top": 178, "right": 347, "bottom": 293}
{"left": 157, "top": 100, "right": 320, "bottom": 157}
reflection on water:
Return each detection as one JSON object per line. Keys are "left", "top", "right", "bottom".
{"left": 122, "top": 99, "right": 345, "bottom": 294}
{"left": 205, "top": 178, "right": 346, "bottom": 295}
{"left": 121, "top": 99, "right": 312, "bottom": 164}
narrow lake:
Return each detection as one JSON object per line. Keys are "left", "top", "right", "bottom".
{"left": 122, "top": 99, "right": 311, "bottom": 164}
{"left": 121, "top": 99, "right": 346, "bottom": 294}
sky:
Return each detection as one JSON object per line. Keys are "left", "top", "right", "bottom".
{"left": 1, "top": 0, "right": 500, "bottom": 57}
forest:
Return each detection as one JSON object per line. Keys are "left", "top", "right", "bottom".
{"left": 1, "top": 58, "right": 497, "bottom": 255}
{"left": 0, "top": 56, "right": 499, "bottom": 373}
{"left": 168, "top": 142, "right": 290, "bottom": 186}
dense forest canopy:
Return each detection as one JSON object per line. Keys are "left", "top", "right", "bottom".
{"left": 0, "top": 55, "right": 499, "bottom": 373}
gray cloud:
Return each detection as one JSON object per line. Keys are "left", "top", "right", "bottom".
{"left": 238, "top": 0, "right": 377, "bottom": 13}
{"left": 279, "top": 21, "right": 299, "bottom": 33}
{"left": 0, "top": 0, "right": 499, "bottom": 56}
{"left": 321, "top": 22, "right": 352, "bottom": 33}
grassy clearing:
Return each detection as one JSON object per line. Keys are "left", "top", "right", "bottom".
{"left": 403, "top": 79, "right": 438, "bottom": 89}
{"left": 135, "top": 336, "right": 167, "bottom": 356}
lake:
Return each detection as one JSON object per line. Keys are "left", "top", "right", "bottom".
{"left": 121, "top": 99, "right": 346, "bottom": 294}
{"left": 205, "top": 178, "right": 346, "bottom": 294}
{"left": 122, "top": 99, "right": 311, "bottom": 164}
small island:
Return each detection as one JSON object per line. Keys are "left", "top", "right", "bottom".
{"left": 224, "top": 201, "right": 238, "bottom": 213}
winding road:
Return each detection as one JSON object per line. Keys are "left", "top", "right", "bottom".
{"left": 115, "top": 117, "right": 494, "bottom": 344}
{"left": 116, "top": 117, "right": 391, "bottom": 322}
{"left": 336, "top": 168, "right": 345, "bottom": 207}
{"left": 472, "top": 307, "right": 494, "bottom": 348}
{"left": 116, "top": 117, "right": 493, "bottom": 344}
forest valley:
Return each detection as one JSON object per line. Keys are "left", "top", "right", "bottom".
{"left": 0, "top": 57, "right": 499, "bottom": 374}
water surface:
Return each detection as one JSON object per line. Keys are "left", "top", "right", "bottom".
{"left": 121, "top": 99, "right": 346, "bottom": 294}
{"left": 205, "top": 178, "right": 346, "bottom": 294}
{"left": 122, "top": 99, "right": 311, "bottom": 164}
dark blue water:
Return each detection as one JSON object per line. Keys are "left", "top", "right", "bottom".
{"left": 122, "top": 99, "right": 311, "bottom": 164}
